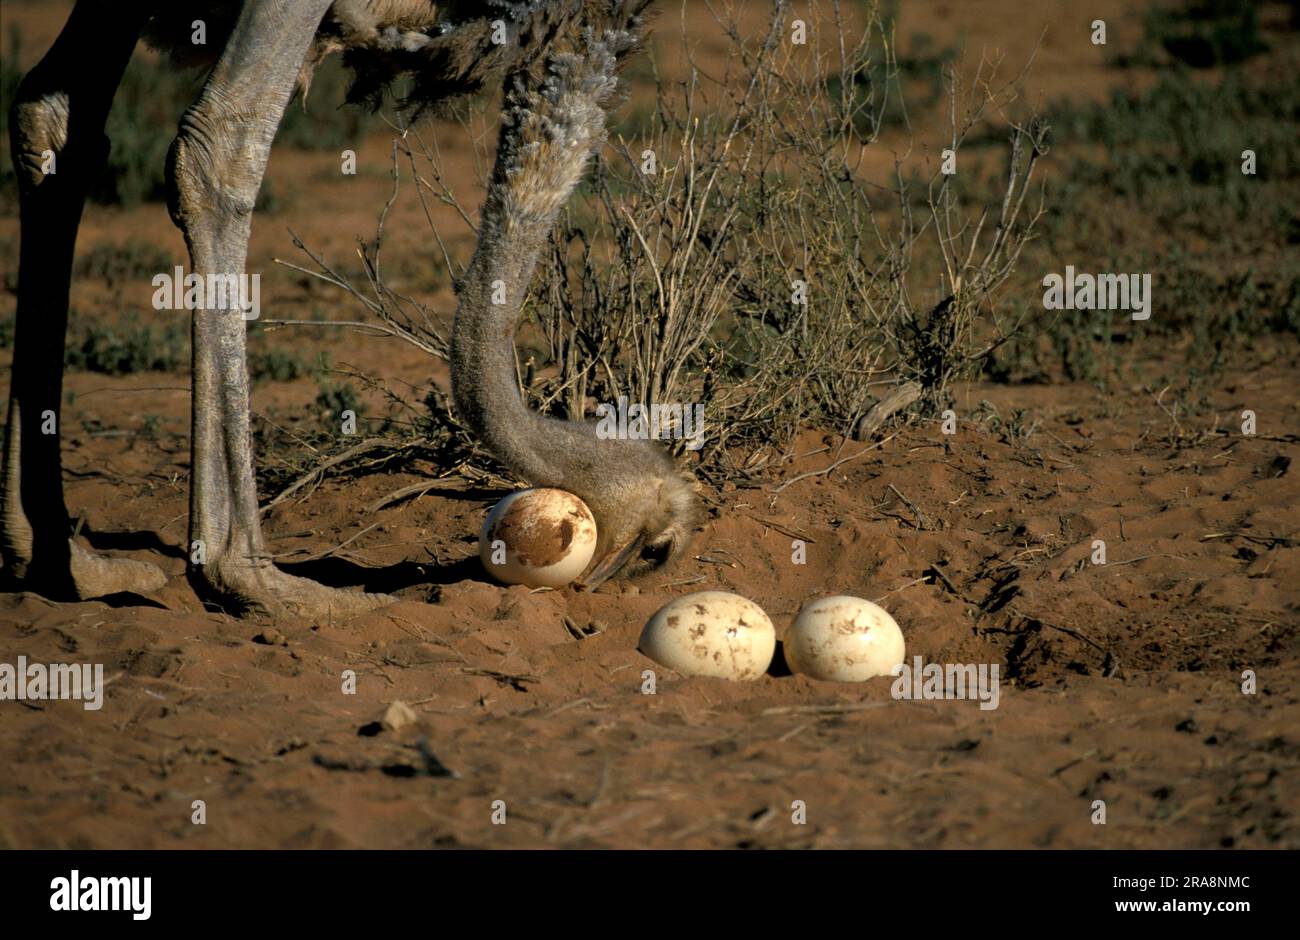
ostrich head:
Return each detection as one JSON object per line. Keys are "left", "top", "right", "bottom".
{"left": 563, "top": 434, "right": 703, "bottom": 589}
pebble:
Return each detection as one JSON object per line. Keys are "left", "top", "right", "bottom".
{"left": 382, "top": 700, "right": 417, "bottom": 731}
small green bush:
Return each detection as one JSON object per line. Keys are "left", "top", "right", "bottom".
{"left": 64, "top": 315, "right": 187, "bottom": 375}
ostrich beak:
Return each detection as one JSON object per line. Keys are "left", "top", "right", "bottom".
{"left": 574, "top": 532, "right": 646, "bottom": 591}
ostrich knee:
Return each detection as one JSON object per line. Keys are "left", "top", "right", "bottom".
{"left": 165, "top": 113, "right": 269, "bottom": 585}
{"left": 161, "top": 0, "right": 331, "bottom": 606}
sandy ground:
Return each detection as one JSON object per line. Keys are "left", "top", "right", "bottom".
{"left": 0, "top": 0, "right": 1296, "bottom": 849}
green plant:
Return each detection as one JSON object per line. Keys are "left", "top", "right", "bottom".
{"left": 73, "top": 239, "right": 177, "bottom": 288}
{"left": 314, "top": 380, "right": 363, "bottom": 430}
{"left": 1027, "top": 48, "right": 1300, "bottom": 385}
{"left": 1118, "top": 0, "right": 1268, "bottom": 69}
{"left": 64, "top": 315, "right": 187, "bottom": 375}
{"left": 249, "top": 348, "right": 310, "bottom": 383}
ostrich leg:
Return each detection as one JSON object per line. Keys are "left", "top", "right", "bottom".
{"left": 167, "top": 0, "right": 391, "bottom": 617}
{"left": 1, "top": 1, "right": 165, "bottom": 599}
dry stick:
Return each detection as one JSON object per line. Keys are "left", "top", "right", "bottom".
{"left": 871, "top": 576, "right": 928, "bottom": 604}
{"left": 1051, "top": 748, "right": 1099, "bottom": 778}
{"left": 258, "top": 317, "right": 392, "bottom": 337}
{"left": 853, "top": 380, "right": 922, "bottom": 440}
{"left": 387, "top": 617, "right": 427, "bottom": 642}
{"left": 259, "top": 437, "right": 406, "bottom": 516}
{"left": 365, "top": 476, "right": 490, "bottom": 514}
{"left": 462, "top": 667, "right": 538, "bottom": 690}
{"left": 737, "top": 514, "right": 814, "bottom": 545}
{"left": 770, "top": 431, "right": 899, "bottom": 496}
{"left": 547, "top": 697, "right": 593, "bottom": 718}
{"left": 390, "top": 616, "right": 468, "bottom": 664}
{"left": 1011, "top": 607, "right": 1107, "bottom": 652}
{"left": 270, "top": 522, "right": 381, "bottom": 562}
{"left": 1201, "top": 531, "right": 1296, "bottom": 548}
{"left": 778, "top": 722, "right": 814, "bottom": 743}
{"left": 1106, "top": 552, "right": 1188, "bottom": 568}
{"left": 926, "top": 566, "right": 963, "bottom": 597}
{"left": 887, "top": 483, "right": 931, "bottom": 530}
{"left": 761, "top": 702, "right": 892, "bottom": 717}
{"left": 346, "top": 651, "right": 396, "bottom": 687}
{"left": 253, "top": 410, "right": 320, "bottom": 456}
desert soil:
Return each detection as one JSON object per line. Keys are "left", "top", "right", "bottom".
{"left": 0, "top": 0, "right": 1296, "bottom": 849}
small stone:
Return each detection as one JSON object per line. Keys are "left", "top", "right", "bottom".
{"left": 382, "top": 700, "right": 417, "bottom": 731}
{"left": 253, "top": 628, "right": 287, "bottom": 646}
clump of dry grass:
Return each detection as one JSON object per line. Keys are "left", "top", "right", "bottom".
{"left": 276, "top": 0, "right": 1048, "bottom": 495}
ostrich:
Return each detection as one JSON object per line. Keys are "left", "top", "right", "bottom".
{"left": 2, "top": 0, "right": 699, "bottom": 616}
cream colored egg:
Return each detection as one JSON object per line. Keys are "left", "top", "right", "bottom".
{"left": 639, "top": 591, "right": 776, "bottom": 680}
{"left": 783, "top": 595, "right": 905, "bottom": 682}
{"left": 479, "top": 488, "right": 598, "bottom": 588}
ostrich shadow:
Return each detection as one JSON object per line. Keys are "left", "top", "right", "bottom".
{"left": 79, "top": 524, "right": 188, "bottom": 560}
{"left": 277, "top": 555, "right": 481, "bottom": 597}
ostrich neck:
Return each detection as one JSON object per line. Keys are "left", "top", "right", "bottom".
{"left": 449, "top": 108, "right": 599, "bottom": 488}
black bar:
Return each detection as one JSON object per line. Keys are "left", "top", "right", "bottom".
{"left": 1, "top": 850, "right": 1289, "bottom": 927}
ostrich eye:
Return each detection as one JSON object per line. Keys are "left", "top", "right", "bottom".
{"left": 639, "top": 537, "right": 675, "bottom": 567}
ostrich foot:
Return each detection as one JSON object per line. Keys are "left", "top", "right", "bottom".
{"left": 1, "top": 538, "right": 167, "bottom": 601}
{"left": 69, "top": 539, "right": 168, "bottom": 597}
{"left": 193, "top": 558, "right": 395, "bottom": 621}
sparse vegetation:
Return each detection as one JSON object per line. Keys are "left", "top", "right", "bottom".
{"left": 313, "top": 380, "right": 363, "bottom": 430}
{"left": 64, "top": 315, "right": 186, "bottom": 375}
{"left": 294, "top": 0, "right": 1047, "bottom": 481}
{"left": 1117, "top": 0, "right": 1269, "bottom": 68}
{"left": 73, "top": 239, "right": 177, "bottom": 288}
{"left": 830, "top": 29, "right": 958, "bottom": 137}
{"left": 249, "top": 348, "right": 311, "bottom": 383}
{"left": 990, "top": 0, "right": 1300, "bottom": 390}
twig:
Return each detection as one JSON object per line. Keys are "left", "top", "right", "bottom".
{"left": 761, "top": 702, "right": 892, "bottom": 717}
{"left": 1201, "top": 531, "right": 1295, "bottom": 548}
{"left": 271, "top": 522, "right": 381, "bottom": 562}
{"left": 259, "top": 437, "right": 412, "bottom": 516}
{"left": 1106, "top": 552, "right": 1187, "bottom": 568}
{"left": 871, "top": 576, "right": 928, "bottom": 603}
{"left": 741, "top": 513, "right": 817, "bottom": 544}
{"left": 888, "top": 483, "right": 931, "bottom": 530}
{"left": 461, "top": 667, "right": 539, "bottom": 691}
{"left": 771, "top": 432, "right": 899, "bottom": 495}
{"left": 366, "top": 475, "right": 485, "bottom": 513}
{"left": 854, "top": 381, "right": 922, "bottom": 440}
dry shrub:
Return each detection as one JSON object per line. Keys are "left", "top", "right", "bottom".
{"left": 284, "top": 0, "right": 1048, "bottom": 486}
